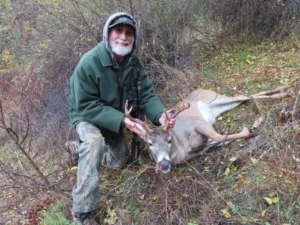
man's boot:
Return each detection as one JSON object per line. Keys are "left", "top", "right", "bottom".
{"left": 64, "top": 140, "right": 80, "bottom": 167}
{"left": 71, "top": 211, "right": 99, "bottom": 225}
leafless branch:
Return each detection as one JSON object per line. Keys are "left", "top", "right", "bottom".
{"left": 72, "top": 1, "right": 100, "bottom": 43}
{"left": 0, "top": 101, "right": 50, "bottom": 187}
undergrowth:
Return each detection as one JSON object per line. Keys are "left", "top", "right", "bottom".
{"left": 39, "top": 200, "right": 75, "bottom": 225}
{"left": 16, "top": 37, "right": 300, "bottom": 225}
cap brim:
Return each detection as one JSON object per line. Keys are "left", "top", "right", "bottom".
{"left": 108, "top": 17, "right": 136, "bottom": 29}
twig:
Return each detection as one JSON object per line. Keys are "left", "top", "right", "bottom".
{"left": 0, "top": 162, "right": 42, "bottom": 185}
{"left": 186, "top": 162, "right": 248, "bottom": 222}
{"left": 72, "top": 1, "right": 99, "bottom": 42}
{"left": 0, "top": 101, "right": 50, "bottom": 187}
{"left": 251, "top": 100, "right": 265, "bottom": 132}
{"left": 31, "top": 0, "right": 80, "bottom": 32}
{"left": 19, "top": 108, "right": 30, "bottom": 145}
{"left": 292, "top": 85, "right": 299, "bottom": 122}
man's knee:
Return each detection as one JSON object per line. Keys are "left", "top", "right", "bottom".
{"left": 76, "top": 122, "right": 103, "bottom": 142}
{"left": 79, "top": 136, "right": 107, "bottom": 162}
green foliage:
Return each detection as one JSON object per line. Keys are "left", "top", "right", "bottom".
{"left": 201, "top": 38, "right": 300, "bottom": 225}
{"left": 104, "top": 205, "right": 145, "bottom": 225}
{"left": 208, "top": 36, "right": 300, "bottom": 93}
{"left": 188, "top": 222, "right": 199, "bottom": 225}
{"left": 39, "top": 200, "right": 75, "bottom": 225}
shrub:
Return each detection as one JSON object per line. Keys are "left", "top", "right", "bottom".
{"left": 205, "top": 0, "right": 300, "bottom": 40}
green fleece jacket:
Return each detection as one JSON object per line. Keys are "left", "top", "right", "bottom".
{"left": 67, "top": 41, "right": 165, "bottom": 134}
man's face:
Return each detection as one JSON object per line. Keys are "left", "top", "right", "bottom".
{"left": 109, "top": 24, "right": 135, "bottom": 57}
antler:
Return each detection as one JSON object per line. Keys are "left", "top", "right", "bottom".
{"left": 163, "top": 94, "right": 190, "bottom": 131}
{"left": 125, "top": 101, "right": 153, "bottom": 133}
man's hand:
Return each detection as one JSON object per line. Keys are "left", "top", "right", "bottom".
{"left": 124, "top": 117, "right": 146, "bottom": 136}
{"left": 159, "top": 108, "right": 176, "bottom": 129}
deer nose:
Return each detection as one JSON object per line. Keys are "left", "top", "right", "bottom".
{"left": 159, "top": 159, "right": 171, "bottom": 173}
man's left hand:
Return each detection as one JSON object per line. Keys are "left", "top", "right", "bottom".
{"left": 159, "top": 108, "right": 176, "bottom": 129}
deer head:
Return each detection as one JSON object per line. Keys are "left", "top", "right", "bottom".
{"left": 125, "top": 99, "right": 189, "bottom": 173}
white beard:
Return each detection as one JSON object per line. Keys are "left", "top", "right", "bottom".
{"left": 110, "top": 39, "right": 134, "bottom": 56}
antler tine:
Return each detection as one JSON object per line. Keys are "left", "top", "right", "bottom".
{"left": 143, "top": 115, "right": 153, "bottom": 133}
{"left": 163, "top": 94, "right": 190, "bottom": 131}
{"left": 125, "top": 100, "right": 153, "bottom": 133}
{"left": 163, "top": 111, "right": 170, "bottom": 131}
{"left": 169, "top": 94, "right": 190, "bottom": 119}
{"left": 125, "top": 100, "right": 135, "bottom": 120}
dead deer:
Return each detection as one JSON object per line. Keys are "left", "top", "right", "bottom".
{"left": 126, "top": 84, "right": 292, "bottom": 173}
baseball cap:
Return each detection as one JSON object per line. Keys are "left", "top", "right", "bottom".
{"left": 108, "top": 16, "right": 136, "bottom": 30}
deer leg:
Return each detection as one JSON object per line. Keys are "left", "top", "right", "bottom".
{"left": 195, "top": 120, "right": 250, "bottom": 143}
{"left": 249, "top": 88, "right": 291, "bottom": 131}
{"left": 251, "top": 84, "right": 293, "bottom": 97}
{"left": 206, "top": 91, "right": 290, "bottom": 118}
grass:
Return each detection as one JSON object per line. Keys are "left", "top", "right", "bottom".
{"left": 1, "top": 36, "right": 299, "bottom": 225}
{"left": 92, "top": 36, "right": 300, "bottom": 225}
{"left": 193, "top": 36, "right": 300, "bottom": 224}
{"left": 39, "top": 200, "right": 76, "bottom": 225}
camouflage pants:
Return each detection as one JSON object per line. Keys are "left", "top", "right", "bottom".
{"left": 72, "top": 121, "right": 127, "bottom": 213}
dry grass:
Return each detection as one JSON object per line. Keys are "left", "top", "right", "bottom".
{"left": 0, "top": 36, "right": 299, "bottom": 225}
{"left": 87, "top": 37, "right": 300, "bottom": 225}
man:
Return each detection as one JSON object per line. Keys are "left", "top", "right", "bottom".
{"left": 66, "top": 12, "right": 175, "bottom": 225}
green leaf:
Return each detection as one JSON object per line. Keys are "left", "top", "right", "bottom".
{"left": 182, "top": 193, "right": 189, "bottom": 198}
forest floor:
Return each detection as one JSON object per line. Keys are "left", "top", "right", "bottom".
{"left": 1, "top": 37, "right": 299, "bottom": 225}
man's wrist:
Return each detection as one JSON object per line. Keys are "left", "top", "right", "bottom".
{"left": 121, "top": 116, "right": 125, "bottom": 128}
{"left": 154, "top": 112, "right": 164, "bottom": 126}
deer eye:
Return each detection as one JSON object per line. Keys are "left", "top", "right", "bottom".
{"left": 148, "top": 141, "right": 153, "bottom": 146}
{"left": 168, "top": 139, "right": 172, "bottom": 144}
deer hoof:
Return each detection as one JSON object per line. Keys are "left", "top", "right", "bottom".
{"left": 249, "top": 127, "right": 259, "bottom": 137}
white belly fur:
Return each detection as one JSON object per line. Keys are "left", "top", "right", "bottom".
{"left": 196, "top": 101, "right": 216, "bottom": 125}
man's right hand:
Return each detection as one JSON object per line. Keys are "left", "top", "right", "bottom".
{"left": 124, "top": 117, "right": 146, "bottom": 136}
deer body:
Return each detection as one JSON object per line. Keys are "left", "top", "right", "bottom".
{"left": 128, "top": 85, "right": 291, "bottom": 173}
{"left": 170, "top": 90, "right": 249, "bottom": 165}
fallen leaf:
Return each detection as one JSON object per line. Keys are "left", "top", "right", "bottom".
{"left": 221, "top": 209, "right": 231, "bottom": 218}
{"left": 272, "top": 197, "right": 279, "bottom": 204}
{"left": 264, "top": 197, "right": 273, "bottom": 205}
{"left": 224, "top": 167, "right": 230, "bottom": 176}
{"left": 230, "top": 157, "right": 237, "bottom": 162}
{"left": 250, "top": 158, "right": 258, "bottom": 164}
{"left": 292, "top": 155, "right": 300, "bottom": 162}
{"left": 182, "top": 193, "right": 189, "bottom": 198}
{"left": 176, "top": 197, "right": 182, "bottom": 203}
{"left": 69, "top": 166, "right": 78, "bottom": 172}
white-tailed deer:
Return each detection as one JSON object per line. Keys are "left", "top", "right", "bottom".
{"left": 126, "top": 84, "right": 292, "bottom": 173}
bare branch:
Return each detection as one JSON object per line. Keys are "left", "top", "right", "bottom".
{"left": 72, "top": 1, "right": 100, "bottom": 43}
{"left": 0, "top": 102, "right": 50, "bottom": 187}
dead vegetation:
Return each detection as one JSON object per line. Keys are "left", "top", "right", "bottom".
{"left": 0, "top": 1, "right": 300, "bottom": 224}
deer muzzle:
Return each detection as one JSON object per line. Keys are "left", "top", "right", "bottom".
{"left": 158, "top": 159, "right": 171, "bottom": 173}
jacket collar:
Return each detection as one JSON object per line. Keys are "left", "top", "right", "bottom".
{"left": 97, "top": 42, "right": 113, "bottom": 67}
